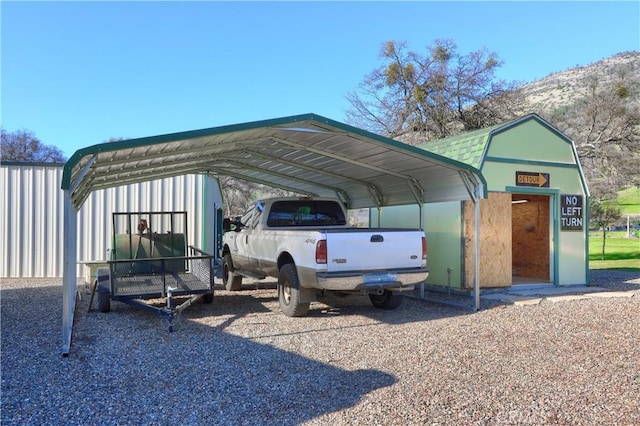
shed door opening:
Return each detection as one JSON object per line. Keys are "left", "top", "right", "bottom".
{"left": 511, "top": 194, "right": 551, "bottom": 283}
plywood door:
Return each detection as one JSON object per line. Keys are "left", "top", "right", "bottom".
{"left": 463, "top": 192, "right": 512, "bottom": 289}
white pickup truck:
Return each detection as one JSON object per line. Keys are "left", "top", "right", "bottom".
{"left": 221, "top": 197, "right": 428, "bottom": 316}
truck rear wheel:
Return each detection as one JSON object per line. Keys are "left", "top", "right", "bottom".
{"left": 222, "top": 254, "right": 243, "bottom": 291}
{"left": 278, "top": 263, "right": 309, "bottom": 317}
{"left": 369, "top": 290, "right": 403, "bottom": 310}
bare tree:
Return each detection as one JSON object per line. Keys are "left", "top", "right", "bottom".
{"left": 1, "top": 129, "right": 66, "bottom": 162}
{"left": 218, "top": 175, "right": 258, "bottom": 217}
{"left": 104, "top": 137, "right": 127, "bottom": 143}
{"left": 546, "top": 68, "right": 640, "bottom": 198}
{"left": 346, "top": 39, "right": 520, "bottom": 143}
{"left": 218, "top": 175, "right": 295, "bottom": 217}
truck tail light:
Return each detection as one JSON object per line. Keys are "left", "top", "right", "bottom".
{"left": 422, "top": 237, "right": 428, "bottom": 260}
{"left": 316, "top": 240, "right": 327, "bottom": 264}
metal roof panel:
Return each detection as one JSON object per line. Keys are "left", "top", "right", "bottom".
{"left": 63, "top": 113, "right": 485, "bottom": 210}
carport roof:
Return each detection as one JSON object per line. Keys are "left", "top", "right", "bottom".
{"left": 62, "top": 113, "right": 486, "bottom": 210}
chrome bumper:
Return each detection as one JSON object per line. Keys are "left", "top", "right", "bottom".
{"left": 314, "top": 268, "right": 429, "bottom": 291}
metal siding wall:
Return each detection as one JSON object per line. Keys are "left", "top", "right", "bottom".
{"left": 1, "top": 164, "right": 209, "bottom": 278}
{"left": 1, "top": 165, "right": 65, "bottom": 277}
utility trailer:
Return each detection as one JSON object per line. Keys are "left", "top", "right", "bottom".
{"left": 95, "top": 211, "right": 216, "bottom": 331}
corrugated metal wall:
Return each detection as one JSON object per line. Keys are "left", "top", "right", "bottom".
{"left": 1, "top": 163, "right": 215, "bottom": 278}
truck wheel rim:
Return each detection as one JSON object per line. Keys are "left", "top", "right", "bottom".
{"left": 283, "top": 284, "right": 291, "bottom": 304}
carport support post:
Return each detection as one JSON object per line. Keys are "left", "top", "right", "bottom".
{"left": 62, "top": 190, "right": 77, "bottom": 356}
{"left": 473, "top": 189, "right": 481, "bottom": 311}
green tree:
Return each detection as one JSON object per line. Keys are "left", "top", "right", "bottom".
{"left": 590, "top": 198, "right": 622, "bottom": 260}
{"left": 345, "top": 39, "right": 521, "bottom": 142}
{"left": 1, "top": 129, "right": 66, "bottom": 162}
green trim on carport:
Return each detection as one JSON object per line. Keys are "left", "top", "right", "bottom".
{"left": 61, "top": 114, "right": 320, "bottom": 190}
{"left": 62, "top": 113, "right": 484, "bottom": 192}
{"left": 62, "top": 112, "right": 489, "bottom": 212}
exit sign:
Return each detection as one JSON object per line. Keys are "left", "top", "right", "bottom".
{"left": 516, "top": 171, "right": 550, "bottom": 188}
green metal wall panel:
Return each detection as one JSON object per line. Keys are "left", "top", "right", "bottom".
{"left": 557, "top": 226, "right": 588, "bottom": 285}
{"left": 378, "top": 202, "right": 464, "bottom": 289}
{"left": 482, "top": 162, "right": 585, "bottom": 194}
{"left": 486, "top": 120, "right": 576, "bottom": 165}
{"left": 423, "top": 201, "right": 463, "bottom": 288}
{"left": 375, "top": 204, "right": 421, "bottom": 229}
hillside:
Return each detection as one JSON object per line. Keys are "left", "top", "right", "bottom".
{"left": 516, "top": 51, "right": 640, "bottom": 198}
{"left": 516, "top": 51, "right": 640, "bottom": 115}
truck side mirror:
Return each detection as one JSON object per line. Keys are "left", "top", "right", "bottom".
{"left": 223, "top": 217, "right": 243, "bottom": 232}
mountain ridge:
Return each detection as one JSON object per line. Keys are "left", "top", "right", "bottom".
{"left": 516, "top": 51, "right": 640, "bottom": 115}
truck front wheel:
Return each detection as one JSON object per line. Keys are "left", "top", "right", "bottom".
{"left": 222, "top": 254, "right": 243, "bottom": 291}
{"left": 278, "top": 263, "right": 309, "bottom": 317}
{"left": 369, "top": 290, "right": 403, "bottom": 310}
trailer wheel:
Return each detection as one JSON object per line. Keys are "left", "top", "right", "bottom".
{"left": 222, "top": 254, "right": 243, "bottom": 291}
{"left": 369, "top": 290, "right": 403, "bottom": 310}
{"left": 98, "top": 290, "right": 111, "bottom": 313}
{"left": 278, "top": 263, "right": 309, "bottom": 317}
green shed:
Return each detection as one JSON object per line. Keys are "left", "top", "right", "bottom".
{"left": 377, "top": 114, "right": 590, "bottom": 290}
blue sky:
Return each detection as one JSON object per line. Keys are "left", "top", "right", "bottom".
{"left": 2, "top": 1, "right": 639, "bottom": 159}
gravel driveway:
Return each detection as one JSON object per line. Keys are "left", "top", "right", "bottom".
{"left": 2, "top": 271, "right": 639, "bottom": 425}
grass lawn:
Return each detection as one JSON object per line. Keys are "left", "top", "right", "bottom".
{"left": 588, "top": 187, "right": 639, "bottom": 270}
{"left": 616, "top": 186, "right": 640, "bottom": 216}
{"left": 589, "top": 231, "right": 640, "bottom": 270}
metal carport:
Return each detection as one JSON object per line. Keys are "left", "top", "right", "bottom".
{"left": 60, "top": 113, "right": 486, "bottom": 355}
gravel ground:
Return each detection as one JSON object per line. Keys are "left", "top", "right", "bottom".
{"left": 1, "top": 271, "right": 639, "bottom": 425}
{"left": 413, "top": 269, "right": 640, "bottom": 311}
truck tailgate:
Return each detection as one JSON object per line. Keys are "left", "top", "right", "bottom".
{"left": 324, "top": 229, "right": 424, "bottom": 272}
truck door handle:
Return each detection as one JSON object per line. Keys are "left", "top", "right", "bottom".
{"left": 370, "top": 235, "right": 384, "bottom": 243}
{"left": 245, "top": 235, "right": 249, "bottom": 244}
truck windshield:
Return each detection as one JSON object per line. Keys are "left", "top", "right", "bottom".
{"left": 267, "top": 200, "right": 347, "bottom": 227}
